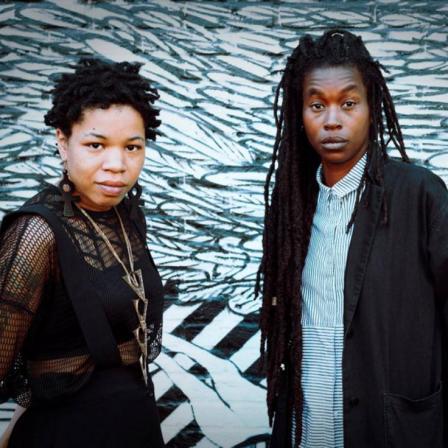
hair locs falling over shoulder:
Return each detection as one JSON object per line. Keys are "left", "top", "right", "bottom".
{"left": 256, "top": 29, "right": 409, "bottom": 445}
{"left": 44, "top": 57, "right": 161, "bottom": 140}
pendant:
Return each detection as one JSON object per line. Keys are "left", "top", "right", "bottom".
{"left": 122, "top": 269, "right": 145, "bottom": 301}
{"left": 123, "top": 268, "right": 149, "bottom": 385}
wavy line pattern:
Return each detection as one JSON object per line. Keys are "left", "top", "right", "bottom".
{"left": 0, "top": 1, "right": 447, "bottom": 447}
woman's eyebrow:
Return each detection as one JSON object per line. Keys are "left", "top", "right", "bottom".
{"left": 305, "top": 83, "right": 360, "bottom": 97}
{"left": 80, "top": 133, "right": 144, "bottom": 141}
{"left": 340, "top": 83, "right": 360, "bottom": 93}
{"left": 82, "top": 132, "right": 106, "bottom": 139}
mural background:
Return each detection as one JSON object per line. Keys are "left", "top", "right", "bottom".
{"left": 0, "top": 1, "right": 447, "bottom": 447}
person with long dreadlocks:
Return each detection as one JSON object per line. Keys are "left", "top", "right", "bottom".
{"left": 257, "top": 29, "right": 448, "bottom": 448}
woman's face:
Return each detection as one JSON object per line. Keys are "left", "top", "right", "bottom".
{"left": 57, "top": 104, "right": 146, "bottom": 212}
{"left": 302, "top": 64, "right": 370, "bottom": 185}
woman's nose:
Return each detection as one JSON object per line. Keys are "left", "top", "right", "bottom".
{"left": 103, "top": 147, "right": 126, "bottom": 172}
{"left": 323, "top": 107, "right": 342, "bottom": 130}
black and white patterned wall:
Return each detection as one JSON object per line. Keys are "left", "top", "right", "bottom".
{"left": 0, "top": 1, "right": 447, "bottom": 447}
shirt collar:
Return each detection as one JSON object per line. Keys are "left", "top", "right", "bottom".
{"left": 316, "top": 153, "right": 367, "bottom": 198}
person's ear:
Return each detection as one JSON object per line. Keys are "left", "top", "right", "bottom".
{"left": 56, "top": 129, "right": 68, "bottom": 161}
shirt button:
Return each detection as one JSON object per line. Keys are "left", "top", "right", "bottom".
{"left": 349, "top": 397, "right": 359, "bottom": 407}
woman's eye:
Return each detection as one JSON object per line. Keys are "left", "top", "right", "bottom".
{"left": 88, "top": 142, "right": 103, "bottom": 150}
{"left": 343, "top": 100, "right": 356, "bottom": 109}
{"left": 310, "top": 103, "right": 324, "bottom": 111}
{"left": 126, "top": 145, "right": 142, "bottom": 152}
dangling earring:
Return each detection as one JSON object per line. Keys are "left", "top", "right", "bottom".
{"left": 127, "top": 182, "right": 144, "bottom": 220}
{"left": 59, "top": 162, "right": 76, "bottom": 217}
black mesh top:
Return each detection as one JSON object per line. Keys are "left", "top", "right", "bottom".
{"left": 0, "top": 186, "right": 164, "bottom": 407}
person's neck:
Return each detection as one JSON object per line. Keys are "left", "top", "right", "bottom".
{"left": 322, "top": 164, "right": 350, "bottom": 187}
{"left": 321, "top": 152, "right": 366, "bottom": 187}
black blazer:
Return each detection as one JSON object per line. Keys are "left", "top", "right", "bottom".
{"left": 271, "top": 159, "right": 448, "bottom": 448}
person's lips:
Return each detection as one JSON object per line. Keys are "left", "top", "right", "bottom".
{"left": 321, "top": 136, "right": 348, "bottom": 150}
{"left": 97, "top": 181, "right": 127, "bottom": 196}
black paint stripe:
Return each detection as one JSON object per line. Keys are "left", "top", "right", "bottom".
{"left": 158, "top": 386, "right": 189, "bottom": 422}
{"left": 212, "top": 312, "right": 259, "bottom": 359}
{"left": 166, "top": 420, "right": 204, "bottom": 448}
{"left": 242, "top": 357, "right": 265, "bottom": 386}
{"left": 170, "top": 299, "right": 227, "bottom": 341}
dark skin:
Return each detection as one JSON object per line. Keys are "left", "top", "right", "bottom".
{"left": 302, "top": 65, "right": 370, "bottom": 187}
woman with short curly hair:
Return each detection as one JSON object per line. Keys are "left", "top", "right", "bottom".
{"left": 0, "top": 58, "right": 165, "bottom": 448}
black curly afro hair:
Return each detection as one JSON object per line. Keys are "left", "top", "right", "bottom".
{"left": 44, "top": 58, "right": 161, "bottom": 140}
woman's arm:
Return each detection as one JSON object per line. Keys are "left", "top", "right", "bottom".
{"left": 0, "top": 214, "right": 53, "bottom": 377}
{"left": 0, "top": 214, "right": 55, "bottom": 441}
{"left": 0, "top": 405, "right": 25, "bottom": 448}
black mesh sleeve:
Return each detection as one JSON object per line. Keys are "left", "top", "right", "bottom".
{"left": 0, "top": 214, "right": 55, "bottom": 405}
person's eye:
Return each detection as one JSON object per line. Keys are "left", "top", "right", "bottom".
{"left": 310, "top": 102, "right": 324, "bottom": 111}
{"left": 88, "top": 142, "right": 103, "bottom": 150}
{"left": 343, "top": 100, "right": 357, "bottom": 109}
{"left": 126, "top": 144, "right": 142, "bottom": 152}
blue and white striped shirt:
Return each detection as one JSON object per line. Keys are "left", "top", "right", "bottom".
{"left": 298, "top": 154, "right": 367, "bottom": 448}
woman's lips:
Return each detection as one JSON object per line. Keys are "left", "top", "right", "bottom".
{"left": 321, "top": 137, "right": 348, "bottom": 150}
{"left": 97, "top": 183, "right": 127, "bottom": 196}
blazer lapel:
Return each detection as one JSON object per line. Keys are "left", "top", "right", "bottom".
{"left": 344, "top": 182, "right": 384, "bottom": 335}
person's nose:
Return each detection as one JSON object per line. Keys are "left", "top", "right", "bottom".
{"left": 103, "top": 147, "right": 126, "bottom": 173}
{"left": 323, "top": 106, "right": 342, "bottom": 131}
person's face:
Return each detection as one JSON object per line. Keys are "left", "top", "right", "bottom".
{"left": 302, "top": 65, "right": 370, "bottom": 185}
{"left": 57, "top": 104, "right": 146, "bottom": 212}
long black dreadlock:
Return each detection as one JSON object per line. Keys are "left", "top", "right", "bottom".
{"left": 256, "top": 29, "right": 409, "bottom": 446}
